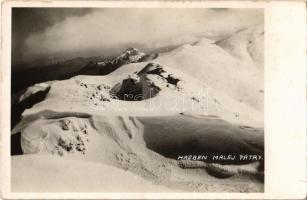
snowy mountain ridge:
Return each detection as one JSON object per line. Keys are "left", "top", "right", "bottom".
{"left": 11, "top": 25, "right": 265, "bottom": 192}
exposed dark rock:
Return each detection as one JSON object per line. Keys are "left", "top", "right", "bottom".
{"left": 166, "top": 74, "right": 180, "bottom": 86}
{"left": 11, "top": 86, "right": 50, "bottom": 128}
{"left": 11, "top": 133, "right": 23, "bottom": 155}
{"left": 110, "top": 75, "right": 160, "bottom": 101}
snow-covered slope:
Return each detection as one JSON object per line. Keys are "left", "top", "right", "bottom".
{"left": 12, "top": 155, "right": 173, "bottom": 192}
{"left": 12, "top": 111, "right": 264, "bottom": 192}
{"left": 12, "top": 25, "right": 264, "bottom": 192}
{"left": 156, "top": 25, "right": 264, "bottom": 112}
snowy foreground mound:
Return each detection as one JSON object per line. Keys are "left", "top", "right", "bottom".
{"left": 12, "top": 26, "right": 264, "bottom": 192}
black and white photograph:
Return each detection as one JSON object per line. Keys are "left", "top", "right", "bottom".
{"left": 8, "top": 7, "right": 266, "bottom": 193}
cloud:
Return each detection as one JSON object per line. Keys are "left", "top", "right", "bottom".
{"left": 12, "top": 8, "right": 93, "bottom": 66}
{"left": 13, "top": 8, "right": 263, "bottom": 67}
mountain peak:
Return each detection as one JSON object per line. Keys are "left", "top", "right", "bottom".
{"left": 116, "top": 47, "right": 146, "bottom": 63}
{"left": 124, "top": 47, "right": 141, "bottom": 52}
{"left": 120, "top": 47, "right": 145, "bottom": 56}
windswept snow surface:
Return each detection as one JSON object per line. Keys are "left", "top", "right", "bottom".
{"left": 12, "top": 155, "right": 173, "bottom": 192}
{"left": 12, "top": 26, "right": 264, "bottom": 192}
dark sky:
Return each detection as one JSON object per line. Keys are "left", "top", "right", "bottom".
{"left": 12, "top": 8, "right": 92, "bottom": 67}
{"left": 12, "top": 8, "right": 263, "bottom": 69}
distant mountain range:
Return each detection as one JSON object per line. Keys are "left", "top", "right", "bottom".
{"left": 76, "top": 48, "right": 158, "bottom": 76}
{"left": 12, "top": 48, "right": 158, "bottom": 93}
